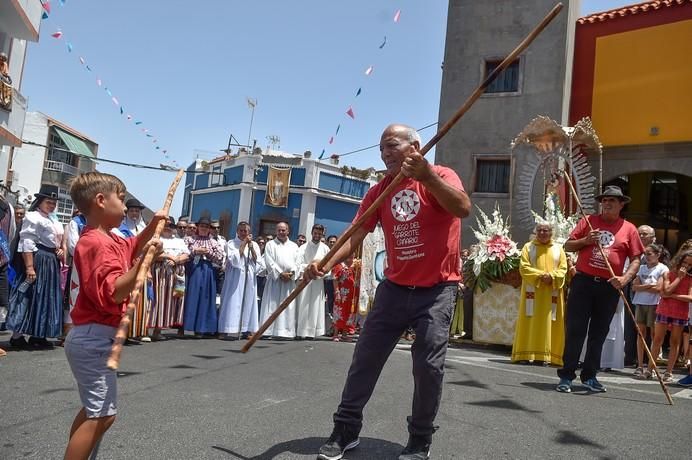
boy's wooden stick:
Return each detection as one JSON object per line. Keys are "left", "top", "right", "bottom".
{"left": 107, "top": 169, "right": 185, "bottom": 370}
{"left": 562, "top": 171, "right": 673, "bottom": 405}
{"left": 242, "top": 3, "right": 565, "bottom": 353}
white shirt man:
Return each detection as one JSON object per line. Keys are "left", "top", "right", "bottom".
{"left": 218, "top": 222, "right": 262, "bottom": 338}
{"left": 259, "top": 222, "right": 299, "bottom": 338}
{"left": 296, "top": 225, "right": 331, "bottom": 338}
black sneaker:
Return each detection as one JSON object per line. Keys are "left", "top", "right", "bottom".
{"left": 29, "top": 337, "right": 54, "bottom": 349}
{"left": 317, "top": 422, "right": 360, "bottom": 460}
{"left": 398, "top": 434, "right": 431, "bottom": 460}
{"left": 9, "top": 336, "right": 30, "bottom": 349}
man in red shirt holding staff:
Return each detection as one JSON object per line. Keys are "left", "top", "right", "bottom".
{"left": 306, "top": 124, "right": 471, "bottom": 460}
{"left": 556, "top": 186, "right": 644, "bottom": 394}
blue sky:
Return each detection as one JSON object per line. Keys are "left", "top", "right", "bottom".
{"left": 22, "top": 0, "right": 631, "bottom": 216}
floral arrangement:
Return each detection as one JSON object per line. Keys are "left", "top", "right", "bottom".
{"left": 463, "top": 204, "right": 521, "bottom": 292}
{"left": 532, "top": 192, "right": 579, "bottom": 245}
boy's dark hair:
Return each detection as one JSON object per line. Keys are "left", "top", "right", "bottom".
{"left": 70, "top": 172, "right": 126, "bottom": 214}
{"left": 311, "top": 224, "right": 325, "bottom": 233}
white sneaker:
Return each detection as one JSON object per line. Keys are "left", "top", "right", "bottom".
{"left": 140, "top": 336, "right": 152, "bottom": 343}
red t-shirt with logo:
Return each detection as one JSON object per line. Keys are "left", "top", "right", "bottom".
{"left": 570, "top": 215, "right": 643, "bottom": 279}
{"left": 354, "top": 165, "right": 464, "bottom": 287}
{"left": 70, "top": 226, "right": 139, "bottom": 328}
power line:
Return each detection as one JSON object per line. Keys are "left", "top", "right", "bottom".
{"left": 21, "top": 120, "right": 439, "bottom": 172}
{"left": 338, "top": 121, "right": 438, "bottom": 157}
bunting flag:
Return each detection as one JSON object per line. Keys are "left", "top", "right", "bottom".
{"left": 40, "top": 17, "right": 178, "bottom": 168}
{"left": 318, "top": 7, "right": 404, "bottom": 160}
{"left": 42, "top": 1, "right": 51, "bottom": 14}
{"left": 59, "top": 0, "right": 66, "bottom": 5}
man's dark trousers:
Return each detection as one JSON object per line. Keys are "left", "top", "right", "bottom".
{"left": 333, "top": 279, "right": 456, "bottom": 437}
{"left": 558, "top": 273, "right": 620, "bottom": 381}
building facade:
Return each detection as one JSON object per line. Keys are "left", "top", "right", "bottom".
{"left": 8, "top": 112, "right": 98, "bottom": 222}
{"left": 0, "top": 0, "right": 43, "bottom": 201}
{"left": 436, "top": 0, "right": 581, "bottom": 247}
{"left": 182, "top": 150, "right": 375, "bottom": 241}
{"left": 570, "top": 0, "right": 692, "bottom": 250}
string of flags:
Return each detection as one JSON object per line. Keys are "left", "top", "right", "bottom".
{"left": 39, "top": 0, "right": 178, "bottom": 167}
{"left": 319, "top": 8, "right": 402, "bottom": 160}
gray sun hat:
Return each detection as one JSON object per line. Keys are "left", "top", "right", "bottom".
{"left": 595, "top": 185, "right": 631, "bottom": 204}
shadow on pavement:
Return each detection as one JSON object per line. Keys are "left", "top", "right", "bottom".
{"left": 212, "top": 436, "right": 404, "bottom": 459}
{"left": 555, "top": 429, "right": 604, "bottom": 449}
{"left": 520, "top": 381, "right": 557, "bottom": 392}
{"left": 466, "top": 398, "right": 542, "bottom": 414}
{"left": 447, "top": 379, "right": 489, "bottom": 389}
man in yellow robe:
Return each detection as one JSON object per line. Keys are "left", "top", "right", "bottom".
{"left": 512, "top": 223, "right": 567, "bottom": 366}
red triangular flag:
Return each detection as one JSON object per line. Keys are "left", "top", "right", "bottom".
{"left": 346, "top": 106, "right": 355, "bottom": 119}
{"left": 393, "top": 9, "right": 401, "bottom": 23}
{"left": 329, "top": 137, "right": 334, "bottom": 144}
{"left": 42, "top": 1, "right": 51, "bottom": 14}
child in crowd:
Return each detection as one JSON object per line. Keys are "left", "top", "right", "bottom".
{"left": 63, "top": 172, "right": 164, "bottom": 460}
{"left": 648, "top": 250, "right": 692, "bottom": 383}
{"left": 332, "top": 255, "right": 358, "bottom": 341}
{"left": 631, "top": 244, "right": 668, "bottom": 378}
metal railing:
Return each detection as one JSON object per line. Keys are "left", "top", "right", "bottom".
{"left": 44, "top": 160, "right": 80, "bottom": 176}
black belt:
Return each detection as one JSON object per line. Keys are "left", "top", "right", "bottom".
{"left": 36, "top": 244, "right": 58, "bottom": 252}
{"left": 388, "top": 280, "right": 459, "bottom": 290}
{"left": 576, "top": 271, "right": 608, "bottom": 283}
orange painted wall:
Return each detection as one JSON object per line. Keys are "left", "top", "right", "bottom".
{"left": 591, "top": 19, "right": 692, "bottom": 146}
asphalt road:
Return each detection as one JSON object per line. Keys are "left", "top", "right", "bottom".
{"left": 1, "top": 332, "right": 690, "bottom": 459}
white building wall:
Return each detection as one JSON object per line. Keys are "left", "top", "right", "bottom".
{"left": 10, "top": 111, "right": 48, "bottom": 203}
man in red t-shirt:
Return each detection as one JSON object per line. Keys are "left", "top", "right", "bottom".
{"left": 556, "top": 186, "right": 643, "bottom": 394}
{"left": 307, "top": 124, "right": 471, "bottom": 460}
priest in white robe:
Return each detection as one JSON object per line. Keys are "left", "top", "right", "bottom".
{"left": 259, "top": 222, "right": 299, "bottom": 338}
{"left": 296, "top": 224, "right": 330, "bottom": 338}
{"left": 218, "top": 222, "right": 262, "bottom": 339}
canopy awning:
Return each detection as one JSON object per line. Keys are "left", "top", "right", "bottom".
{"left": 53, "top": 126, "right": 96, "bottom": 158}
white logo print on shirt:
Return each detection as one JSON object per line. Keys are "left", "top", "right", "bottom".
{"left": 391, "top": 190, "right": 420, "bottom": 222}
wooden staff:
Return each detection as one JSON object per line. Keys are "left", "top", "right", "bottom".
{"left": 107, "top": 169, "right": 185, "bottom": 370}
{"left": 242, "top": 3, "right": 565, "bottom": 353}
{"left": 561, "top": 171, "right": 673, "bottom": 405}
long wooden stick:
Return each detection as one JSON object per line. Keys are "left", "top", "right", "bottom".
{"left": 107, "top": 169, "right": 185, "bottom": 370}
{"left": 242, "top": 3, "right": 565, "bottom": 353}
{"left": 562, "top": 171, "right": 673, "bottom": 405}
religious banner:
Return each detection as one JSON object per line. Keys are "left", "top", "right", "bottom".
{"left": 358, "top": 224, "right": 386, "bottom": 316}
{"left": 264, "top": 166, "right": 291, "bottom": 208}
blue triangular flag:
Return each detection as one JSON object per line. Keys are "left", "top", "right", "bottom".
{"left": 135, "top": 121, "right": 143, "bottom": 125}
{"left": 42, "top": 11, "right": 48, "bottom": 19}
{"left": 335, "top": 124, "right": 341, "bottom": 135}
{"left": 318, "top": 149, "right": 325, "bottom": 160}
{"left": 355, "top": 88, "right": 362, "bottom": 97}
{"left": 67, "top": 42, "right": 73, "bottom": 52}
{"left": 120, "top": 107, "right": 124, "bottom": 114}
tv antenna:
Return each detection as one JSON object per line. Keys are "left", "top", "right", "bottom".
{"left": 266, "top": 135, "right": 281, "bottom": 150}
{"left": 221, "top": 133, "right": 250, "bottom": 155}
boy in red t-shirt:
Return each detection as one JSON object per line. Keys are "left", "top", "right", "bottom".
{"left": 64, "top": 172, "right": 164, "bottom": 460}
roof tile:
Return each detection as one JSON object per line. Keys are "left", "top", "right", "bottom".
{"left": 578, "top": 0, "right": 691, "bottom": 24}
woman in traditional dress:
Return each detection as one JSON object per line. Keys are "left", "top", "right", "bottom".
{"left": 7, "top": 186, "right": 65, "bottom": 349}
{"left": 149, "top": 219, "right": 190, "bottom": 340}
{"left": 114, "top": 198, "right": 151, "bottom": 341}
{"left": 183, "top": 217, "right": 223, "bottom": 336}
{"left": 511, "top": 222, "right": 567, "bottom": 366}
{"left": 332, "top": 255, "right": 358, "bottom": 341}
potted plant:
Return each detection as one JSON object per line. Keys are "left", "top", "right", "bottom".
{"left": 330, "top": 154, "right": 340, "bottom": 165}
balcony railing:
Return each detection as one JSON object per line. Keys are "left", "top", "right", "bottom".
{"left": 44, "top": 160, "right": 80, "bottom": 176}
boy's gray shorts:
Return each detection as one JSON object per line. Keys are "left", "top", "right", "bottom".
{"left": 65, "top": 324, "right": 118, "bottom": 418}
